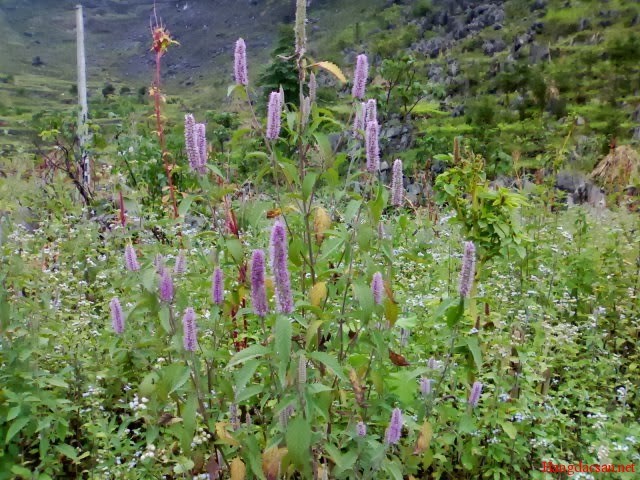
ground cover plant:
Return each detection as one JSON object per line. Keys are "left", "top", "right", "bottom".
{"left": 1, "top": 1, "right": 639, "bottom": 479}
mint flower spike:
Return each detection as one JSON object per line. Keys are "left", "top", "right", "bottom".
{"left": 184, "top": 114, "right": 198, "bottom": 170}
{"left": 212, "top": 267, "right": 224, "bottom": 305}
{"left": 469, "top": 381, "right": 483, "bottom": 408}
{"left": 159, "top": 269, "right": 174, "bottom": 303}
{"left": 352, "top": 53, "right": 368, "bottom": 99}
{"left": 391, "top": 159, "right": 404, "bottom": 207}
{"left": 385, "top": 408, "right": 403, "bottom": 445}
{"left": 266, "top": 91, "right": 283, "bottom": 140}
{"left": 371, "top": 272, "right": 384, "bottom": 305}
{"left": 458, "top": 241, "right": 476, "bottom": 298}
{"left": 195, "top": 123, "right": 207, "bottom": 174}
{"left": 251, "top": 249, "right": 269, "bottom": 317}
{"left": 365, "top": 121, "right": 380, "bottom": 173}
{"left": 234, "top": 38, "right": 248, "bottom": 86}
{"left": 269, "top": 219, "right": 294, "bottom": 314}
{"left": 182, "top": 307, "right": 198, "bottom": 352}
{"left": 365, "top": 98, "right": 377, "bottom": 124}
{"left": 174, "top": 250, "right": 187, "bottom": 275}
{"left": 124, "top": 244, "right": 140, "bottom": 272}
{"left": 110, "top": 297, "right": 124, "bottom": 334}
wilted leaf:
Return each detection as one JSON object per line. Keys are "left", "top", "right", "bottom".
{"left": 266, "top": 208, "right": 282, "bottom": 219}
{"left": 310, "top": 282, "right": 327, "bottom": 307}
{"left": 312, "top": 61, "right": 347, "bottom": 83}
{"left": 314, "top": 207, "right": 331, "bottom": 244}
{"left": 262, "top": 446, "right": 288, "bottom": 480}
{"left": 389, "top": 350, "right": 410, "bottom": 367}
{"left": 230, "top": 457, "right": 246, "bottom": 480}
{"left": 215, "top": 422, "right": 239, "bottom": 446}
{"left": 414, "top": 421, "right": 433, "bottom": 454}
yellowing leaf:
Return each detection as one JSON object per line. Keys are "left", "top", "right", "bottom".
{"left": 312, "top": 61, "right": 347, "bottom": 84}
{"left": 215, "top": 422, "right": 239, "bottom": 446}
{"left": 230, "top": 457, "right": 246, "bottom": 480}
{"left": 414, "top": 421, "right": 433, "bottom": 454}
{"left": 314, "top": 207, "right": 331, "bottom": 244}
{"left": 310, "top": 282, "right": 328, "bottom": 307}
{"left": 262, "top": 446, "right": 288, "bottom": 480}
{"left": 384, "top": 298, "right": 399, "bottom": 326}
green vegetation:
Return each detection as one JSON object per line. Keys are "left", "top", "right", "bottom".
{"left": 0, "top": 0, "right": 639, "bottom": 479}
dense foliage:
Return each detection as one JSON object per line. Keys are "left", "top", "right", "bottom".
{"left": 0, "top": 1, "right": 639, "bottom": 479}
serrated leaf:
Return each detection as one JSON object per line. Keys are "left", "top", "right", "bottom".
{"left": 414, "top": 421, "right": 433, "bottom": 454}
{"left": 286, "top": 417, "right": 311, "bottom": 469}
{"left": 227, "top": 345, "right": 270, "bottom": 368}
{"left": 302, "top": 172, "right": 318, "bottom": 202}
{"left": 231, "top": 457, "right": 246, "bottom": 480}
{"left": 6, "top": 417, "right": 29, "bottom": 443}
{"left": 501, "top": 421, "right": 517, "bottom": 440}
{"left": 309, "top": 351, "right": 347, "bottom": 382}
{"left": 309, "top": 282, "right": 327, "bottom": 307}
{"left": 274, "top": 316, "right": 292, "bottom": 388}
{"left": 312, "top": 61, "right": 347, "bottom": 83}
{"left": 55, "top": 444, "right": 79, "bottom": 462}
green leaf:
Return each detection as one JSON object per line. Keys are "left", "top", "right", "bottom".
{"left": 235, "top": 385, "right": 263, "bottom": 403}
{"left": 286, "top": 417, "right": 311, "bottom": 469}
{"left": 178, "top": 196, "right": 194, "bottom": 218}
{"left": 181, "top": 395, "right": 197, "bottom": 453}
{"left": 55, "top": 444, "right": 79, "bottom": 462}
{"left": 302, "top": 172, "right": 318, "bottom": 202}
{"left": 234, "top": 359, "right": 260, "bottom": 393}
{"left": 6, "top": 417, "right": 30, "bottom": 443}
{"left": 11, "top": 465, "right": 33, "bottom": 477}
{"left": 274, "top": 316, "right": 292, "bottom": 388}
{"left": 159, "top": 306, "right": 171, "bottom": 334}
{"left": 7, "top": 406, "right": 21, "bottom": 422}
{"left": 308, "top": 351, "right": 347, "bottom": 382}
{"left": 158, "top": 364, "right": 191, "bottom": 398}
{"left": 501, "top": 421, "right": 517, "bottom": 440}
{"left": 352, "top": 282, "right": 374, "bottom": 322}
{"left": 466, "top": 337, "right": 483, "bottom": 371}
{"left": 227, "top": 344, "right": 270, "bottom": 368}
{"left": 226, "top": 238, "right": 244, "bottom": 263}
{"left": 458, "top": 414, "right": 476, "bottom": 434}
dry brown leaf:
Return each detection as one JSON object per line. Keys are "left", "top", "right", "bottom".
{"left": 230, "top": 457, "right": 246, "bottom": 480}
{"left": 389, "top": 350, "right": 410, "bottom": 367}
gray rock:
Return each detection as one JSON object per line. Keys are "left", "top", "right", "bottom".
{"left": 578, "top": 18, "right": 591, "bottom": 31}
{"left": 531, "top": 0, "right": 547, "bottom": 11}
{"left": 529, "top": 43, "right": 550, "bottom": 63}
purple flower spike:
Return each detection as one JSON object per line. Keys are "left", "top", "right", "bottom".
{"left": 212, "top": 267, "right": 224, "bottom": 305}
{"left": 469, "top": 381, "right": 483, "bottom": 408}
{"left": 384, "top": 408, "right": 403, "bottom": 445}
{"left": 110, "top": 297, "right": 124, "bottom": 334}
{"left": 391, "top": 159, "right": 404, "bottom": 207}
{"left": 251, "top": 249, "right": 269, "bottom": 317}
{"left": 266, "top": 91, "right": 283, "bottom": 140}
{"left": 154, "top": 253, "right": 165, "bottom": 275}
{"left": 365, "top": 121, "right": 380, "bottom": 173}
{"left": 356, "top": 421, "right": 367, "bottom": 437}
{"left": 270, "top": 219, "right": 294, "bottom": 314}
{"left": 234, "top": 38, "right": 248, "bottom": 86}
{"left": 124, "top": 244, "right": 140, "bottom": 272}
{"left": 184, "top": 114, "right": 198, "bottom": 170}
{"left": 159, "top": 269, "right": 174, "bottom": 303}
{"left": 174, "top": 250, "right": 187, "bottom": 275}
{"left": 420, "top": 377, "right": 432, "bottom": 397}
{"left": 371, "top": 272, "right": 383, "bottom": 305}
{"left": 195, "top": 123, "right": 207, "bottom": 173}
{"left": 365, "top": 99, "right": 377, "bottom": 124}
{"left": 352, "top": 54, "right": 368, "bottom": 99}
{"left": 458, "top": 241, "right": 476, "bottom": 298}
{"left": 182, "top": 307, "right": 198, "bottom": 352}
{"left": 353, "top": 102, "right": 365, "bottom": 137}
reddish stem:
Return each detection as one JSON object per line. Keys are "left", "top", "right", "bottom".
{"left": 153, "top": 51, "right": 179, "bottom": 218}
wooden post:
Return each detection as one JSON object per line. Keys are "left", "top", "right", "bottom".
{"left": 76, "top": 4, "right": 90, "bottom": 191}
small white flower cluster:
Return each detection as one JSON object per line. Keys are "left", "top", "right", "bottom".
{"left": 140, "top": 444, "right": 156, "bottom": 461}
{"left": 596, "top": 444, "right": 610, "bottom": 464}
{"left": 191, "top": 427, "right": 211, "bottom": 448}
{"left": 193, "top": 474, "right": 210, "bottom": 480}
{"left": 530, "top": 437, "right": 551, "bottom": 448}
{"left": 128, "top": 394, "right": 149, "bottom": 413}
